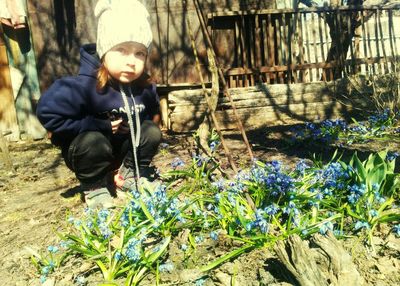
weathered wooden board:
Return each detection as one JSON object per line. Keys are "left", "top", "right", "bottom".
{"left": 2, "top": 19, "right": 46, "bottom": 140}
{"left": 170, "top": 91, "right": 335, "bottom": 109}
{"left": 169, "top": 101, "right": 350, "bottom": 132}
{"left": 168, "top": 81, "right": 345, "bottom": 105}
{"left": 0, "top": 34, "right": 19, "bottom": 141}
{"left": 167, "top": 81, "right": 359, "bottom": 132}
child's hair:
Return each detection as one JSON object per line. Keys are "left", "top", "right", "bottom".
{"left": 96, "top": 60, "right": 154, "bottom": 91}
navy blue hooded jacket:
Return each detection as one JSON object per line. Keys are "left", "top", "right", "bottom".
{"left": 36, "top": 44, "right": 160, "bottom": 147}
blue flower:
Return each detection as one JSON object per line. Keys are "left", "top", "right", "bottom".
{"left": 393, "top": 224, "right": 400, "bottom": 237}
{"left": 192, "top": 153, "right": 206, "bottom": 167}
{"left": 374, "top": 192, "right": 386, "bottom": 204}
{"left": 333, "top": 229, "right": 344, "bottom": 236}
{"left": 40, "top": 275, "right": 47, "bottom": 284}
{"left": 354, "top": 221, "right": 370, "bottom": 231}
{"left": 386, "top": 151, "right": 399, "bottom": 162}
{"left": 181, "top": 244, "right": 188, "bottom": 251}
{"left": 295, "top": 159, "right": 310, "bottom": 175}
{"left": 258, "top": 219, "right": 269, "bottom": 233}
{"left": 171, "top": 157, "right": 185, "bottom": 169}
{"left": 319, "top": 221, "right": 334, "bottom": 235}
{"left": 195, "top": 278, "right": 206, "bottom": 286}
{"left": 67, "top": 216, "right": 75, "bottom": 224}
{"left": 369, "top": 209, "right": 378, "bottom": 217}
{"left": 176, "top": 214, "right": 186, "bottom": 223}
{"left": 195, "top": 235, "right": 204, "bottom": 244}
{"left": 264, "top": 170, "right": 294, "bottom": 196}
{"left": 75, "top": 275, "right": 86, "bottom": 286}
{"left": 47, "top": 245, "right": 59, "bottom": 253}
{"left": 269, "top": 160, "right": 282, "bottom": 171}
{"left": 114, "top": 251, "right": 122, "bottom": 261}
{"left": 99, "top": 223, "right": 113, "bottom": 239}
{"left": 264, "top": 204, "right": 279, "bottom": 215}
{"left": 301, "top": 229, "right": 309, "bottom": 236}
{"left": 97, "top": 209, "right": 110, "bottom": 222}
{"left": 59, "top": 240, "right": 72, "bottom": 249}
{"left": 159, "top": 142, "right": 169, "bottom": 149}
{"left": 125, "top": 238, "right": 142, "bottom": 262}
{"left": 41, "top": 265, "right": 52, "bottom": 275}
{"left": 159, "top": 262, "right": 174, "bottom": 273}
{"left": 210, "top": 230, "right": 219, "bottom": 241}
{"left": 212, "top": 179, "right": 225, "bottom": 191}
{"left": 209, "top": 140, "right": 220, "bottom": 152}
{"left": 347, "top": 184, "right": 366, "bottom": 204}
{"left": 246, "top": 222, "right": 254, "bottom": 232}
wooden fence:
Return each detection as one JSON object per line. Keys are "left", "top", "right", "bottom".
{"left": 208, "top": 5, "right": 400, "bottom": 88}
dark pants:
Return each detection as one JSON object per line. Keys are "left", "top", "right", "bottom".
{"left": 62, "top": 120, "right": 161, "bottom": 184}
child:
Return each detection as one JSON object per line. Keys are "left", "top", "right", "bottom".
{"left": 36, "top": 0, "right": 161, "bottom": 209}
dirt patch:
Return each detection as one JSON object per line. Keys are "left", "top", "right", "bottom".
{"left": 0, "top": 127, "right": 399, "bottom": 285}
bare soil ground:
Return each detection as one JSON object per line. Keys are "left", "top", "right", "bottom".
{"left": 0, "top": 127, "right": 399, "bottom": 285}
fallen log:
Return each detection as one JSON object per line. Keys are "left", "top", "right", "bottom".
{"left": 274, "top": 233, "right": 363, "bottom": 286}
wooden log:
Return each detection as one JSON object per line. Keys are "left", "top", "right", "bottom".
{"left": 170, "top": 92, "right": 336, "bottom": 111}
{"left": 310, "top": 232, "right": 363, "bottom": 285}
{"left": 274, "top": 235, "right": 329, "bottom": 286}
{"left": 169, "top": 101, "right": 351, "bottom": 132}
{"left": 167, "top": 79, "right": 364, "bottom": 132}
{"left": 168, "top": 81, "right": 347, "bottom": 106}
{"left": 274, "top": 233, "right": 363, "bottom": 286}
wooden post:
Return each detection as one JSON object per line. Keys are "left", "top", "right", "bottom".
{"left": 193, "top": 0, "right": 254, "bottom": 161}
{"left": 159, "top": 95, "right": 169, "bottom": 130}
{"left": 2, "top": 2, "right": 46, "bottom": 140}
{"left": 317, "top": 12, "right": 325, "bottom": 80}
{"left": 0, "top": 25, "right": 20, "bottom": 141}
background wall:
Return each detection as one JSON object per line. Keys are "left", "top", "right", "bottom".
{"left": 27, "top": 0, "right": 275, "bottom": 92}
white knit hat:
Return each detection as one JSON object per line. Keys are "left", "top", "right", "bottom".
{"left": 94, "top": 0, "right": 153, "bottom": 59}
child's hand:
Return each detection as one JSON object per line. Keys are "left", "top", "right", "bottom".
{"left": 111, "top": 118, "right": 123, "bottom": 134}
{"left": 111, "top": 119, "right": 129, "bottom": 134}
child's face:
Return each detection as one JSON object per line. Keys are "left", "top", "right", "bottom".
{"left": 104, "top": 42, "right": 147, "bottom": 83}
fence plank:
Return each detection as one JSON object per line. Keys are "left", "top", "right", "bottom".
{"left": 0, "top": 41, "right": 19, "bottom": 141}
{"left": 311, "top": 13, "right": 320, "bottom": 78}
{"left": 297, "top": 13, "right": 305, "bottom": 82}
{"left": 373, "top": 12, "right": 382, "bottom": 74}
{"left": 209, "top": 6, "right": 400, "bottom": 87}
{"left": 378, "top": 10, "right": 390, "bottom": 73}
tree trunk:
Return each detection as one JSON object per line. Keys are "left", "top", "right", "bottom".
{"left": 274, "top": 233, "right": 363, "bottom": 286}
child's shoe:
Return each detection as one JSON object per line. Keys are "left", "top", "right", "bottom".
{"left": 114, "top": 164, "right": 137, "bottom": 192}
{"left": 82, "top": 179, "right": 114, "bottom": 209}
{"left": 114, "top": 164, "right": 159, "bottom": 192}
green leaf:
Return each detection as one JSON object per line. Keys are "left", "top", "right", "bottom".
{"left": 351, "top": 153, "right": 366, "bottom": 181}
{"left": 145, "top": 236, "right": 171, "bottom": 264}
{"left": 346, "top": 205, "right": 363, "bottom": 220}
{"left": 367, "top": 163, "right": 387, "bottom": 189}
{"left": 235, "top": 200, "right": 249, "bottom": 228}
{"left": 139, "top": 199, "right": 155, "bottom": 223}
{"left": 96, "top": 260, "right": 110, "bottom": 280}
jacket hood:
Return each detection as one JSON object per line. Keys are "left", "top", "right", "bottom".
{"left": 78, "top": 43, "right": 100, "bottom": 77}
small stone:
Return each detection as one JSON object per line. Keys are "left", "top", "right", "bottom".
{"left": 178, "top": 269, "right": 203, "bottom": 282}
{"left": 42, "top": 277, "right": 56, "bottom": 286}
{"left": 214, "top": 270, "right": 231, "bottom": 286}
